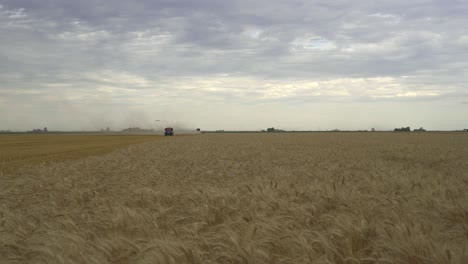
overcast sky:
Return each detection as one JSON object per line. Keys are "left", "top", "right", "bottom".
{"left": 1, "top": 0, "right": 467, "bottom": 131}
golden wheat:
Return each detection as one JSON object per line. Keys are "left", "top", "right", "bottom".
{"left": 1, "top": 133, "right": 467, "bottom": 263}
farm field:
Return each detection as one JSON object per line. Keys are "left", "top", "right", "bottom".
{"left": 0, "top": 134, "right": 165, "bottom": 175}
{"left": 1, "top": 133, "right": 468, "bottom": 263}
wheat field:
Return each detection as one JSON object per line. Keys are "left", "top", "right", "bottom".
{"left": 1, "top": 133, "right": 467, "bottom": 263}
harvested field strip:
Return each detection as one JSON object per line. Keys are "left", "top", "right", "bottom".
{"left": 0, "top": 134, "right": 165, "bottom": 174}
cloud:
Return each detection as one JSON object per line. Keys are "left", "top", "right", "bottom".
{"left": 1, "top": 0, "right": 468, "bottom": 130}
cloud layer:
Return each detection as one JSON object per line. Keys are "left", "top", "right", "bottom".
{"left": 1, "top": 0, "right": 467, "bottom": 131}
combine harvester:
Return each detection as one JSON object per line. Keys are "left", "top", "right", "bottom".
{"left": 156, "top": 119, "right": 200, "bottom": 136}
{"left": 164, "top": 127, "right": 174, "bottom": 136}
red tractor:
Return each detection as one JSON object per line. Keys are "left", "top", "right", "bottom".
{"left": 164, "top": 127, "right": 174, "bottom": 136}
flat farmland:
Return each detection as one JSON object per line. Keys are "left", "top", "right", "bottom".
{"left": 0, "top": 134, "right": 164, "bottom": 174}
{"left": 1, "top": 133, "right": 468, "bottom": 263}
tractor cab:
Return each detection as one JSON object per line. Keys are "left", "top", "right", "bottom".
{"left": 164, "top": 127, "right": 174, "bottom": 136}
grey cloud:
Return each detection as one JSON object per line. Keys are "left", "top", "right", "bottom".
{"left": 4, "top": 0, "right": 467, "bottom": 77}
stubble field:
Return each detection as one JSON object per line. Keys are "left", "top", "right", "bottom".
{"left": 0, "top": 134, "right": 164, "bottom": 175}
{"left": 1, "top": 133, "right": 467, "bottom": 263}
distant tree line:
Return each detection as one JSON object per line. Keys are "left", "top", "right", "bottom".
{"left": 30, "top": 127, "right": 48, "bottom": 133}
{"left": 394, "top": 127, "right": 411, "bottom": 132}
{"left": 394, "top": 127, "right": 427, "bottom": 132}
{"left": 264, "top": 127, "right": 285, "bottom": 132}
{"left": 100, "top": 127, "right": 111, "bottom": 132}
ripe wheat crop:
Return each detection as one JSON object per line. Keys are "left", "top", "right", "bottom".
{"left": 1, "top": 133, "right": 467, "bottom": 263}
